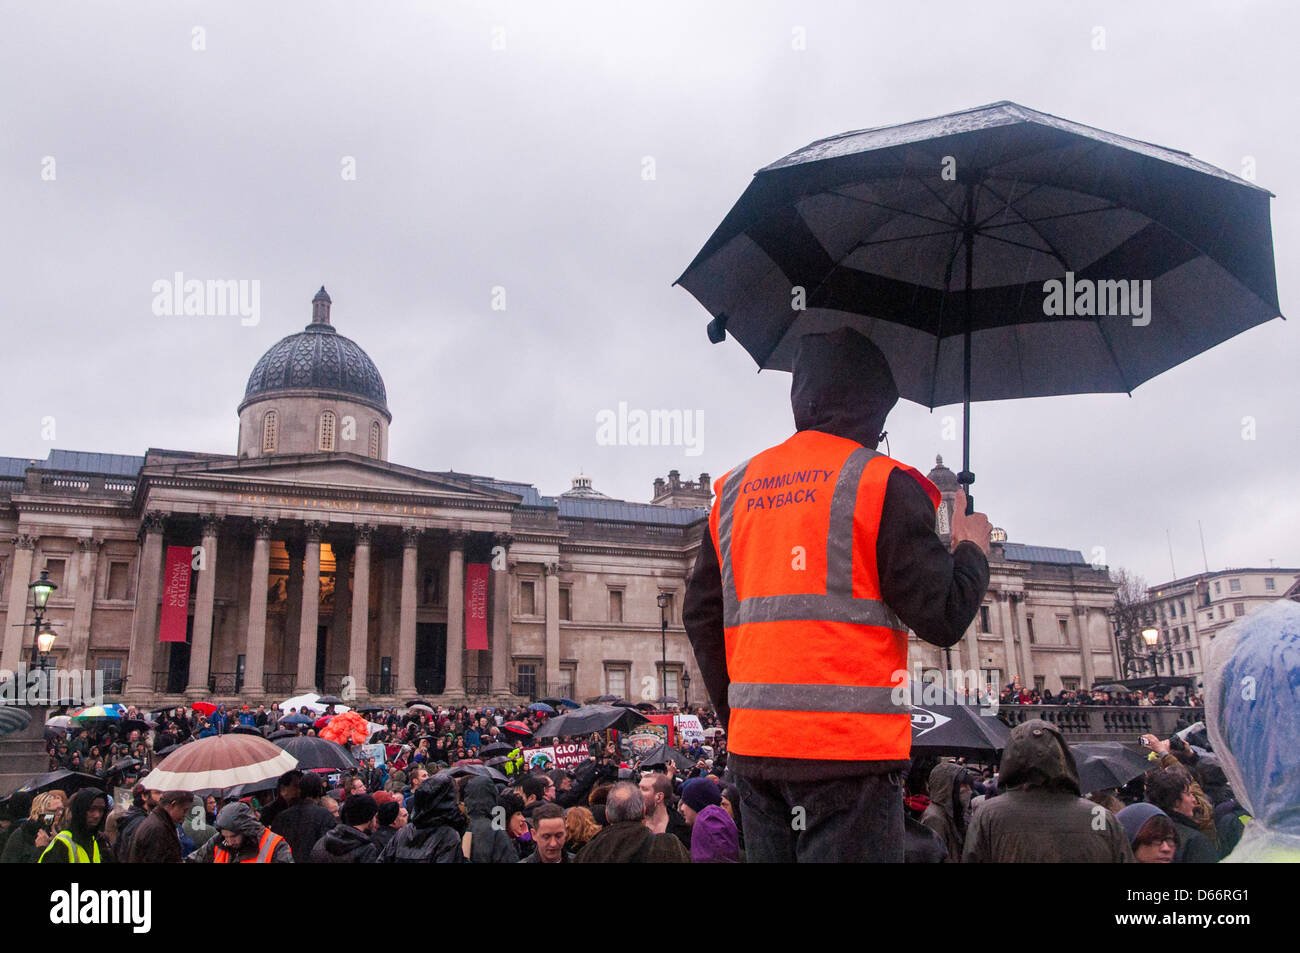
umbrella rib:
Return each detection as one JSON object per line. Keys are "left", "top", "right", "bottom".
{"left": 826, "top": 189, "right": 961, "bottom": 229}
{"left": 850, "top": 226, "right": 963, "bottom": 249}
{"left": 978, "top": 179, "right": 1072, "bottom": 270}
{"left": 980, "top": 204, "right": 1123, "bottom": 230}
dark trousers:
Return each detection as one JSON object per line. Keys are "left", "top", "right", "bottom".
{"left": 735, "top": 772, "right": 903, "bottom": 862}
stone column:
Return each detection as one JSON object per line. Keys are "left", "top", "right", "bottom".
{"left": 68, "top": 537, "right": 102, "bottom": 672}
{"left": 186, "top": 515, "right": 223, "bottom": 696}
{"left": 295, "top": 521, "right": 324, "bottom": 693}
{"left": 397, "top": 526, "right": 420, "bottom": 697}
{"left": 282, "top": 539, "right": 304, "bottom": 683}
{"left": 1015, "top": 597, "right": 1036, "bottom": 687}
{"left": 1, "top": 534, "right": 37, "bottom": 672}
{"left": 243, "top": 518, "right": 275, "bottom": 699}
{"left": 544, "top": 561, "right": 561, "bottom": 694}
{"left": 491, "top": 534, "right": 513, "bottom": 700}
{"left": 443, "top": 532, "right": 466, "bottom": 699}
{"left": 331, "top": 543, "right": 354, "bottom": 693}
{"left": 1076, "top": 606, "right": 1095, "bottom": 687}
{"left": 997, "top": 591, "right": 1018, "bottom": 684}
{"left": 347, "top": 525, "right": 373, "bottom": 699}
{"left": 125, "top": 512, "right": 167, "bottom": 699}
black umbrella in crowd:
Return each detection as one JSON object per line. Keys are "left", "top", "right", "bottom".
{"left": 274, "top": 735, "right": 359, "bottom": 771}
{"left": 909, "top": 704, "right": 1011, "bottom": 759}
{"left": 315, "top": 695, "right": 347, "bottom": 707}
{"left": 15, "top": 770, "right": 106, "bottom": 796}
{"left": 536, "top": 704, "right": 651, "bottom": 740}
{"left": 119, "top": 718, "right": 151, "bottom": 736}
{"left": 677, "top": 101, "right": 1282, "bottom": 514}
{"left": 267, "top": 729, "right": 298, "bottom": 741}
{"left": 636, "top": 742, "right": 695, "bottom": 772}
{"left": 479, "top": 742, "right": 513, "bottom": 758}
{"left": 279, "top": 713, "right": 314, "bottom": 727}
{"left": 446, "top": 763, "right": 510, "bottom": 784}
{"left": 228, "top": 725, "right": 264, "bottom": 736}
{"left": 154, "top": 743, "right": 182, "bottom": 757}
{"left": 109, "top": 757, "right": 142, "bottom": 775}
{"left": 1070, "top": 742, "right": 1151, "bottom": 794}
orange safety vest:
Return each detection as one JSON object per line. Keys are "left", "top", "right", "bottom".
{"left": 213, "top": 827, "right": 286, "bottom": 863}
{"left": 709, "top": 429, "right": 940, "bottom": 761}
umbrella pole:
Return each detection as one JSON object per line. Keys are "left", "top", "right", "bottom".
{"left": 960, "top": 180, "right": 976, "bottom": 516}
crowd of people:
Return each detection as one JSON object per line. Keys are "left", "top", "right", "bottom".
{"left": 998, "top": 685, "right": 1204, "bottom": 707}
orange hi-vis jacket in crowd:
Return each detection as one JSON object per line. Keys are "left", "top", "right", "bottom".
{"left": 709, "top": 429, "right": 941, "bottom": 761}
{"left": 213, "top": 827, "right": 286, "bottom": 863}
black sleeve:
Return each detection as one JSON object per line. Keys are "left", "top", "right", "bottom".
{"left": 682, "top": 534, "right": 730, "bottom": 730}
{"left": 876, "top": 469, "right": 989, "bottom": 649}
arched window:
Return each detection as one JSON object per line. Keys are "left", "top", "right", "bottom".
{"left": 261, "top": 410, "right": 278, "bottom": 453}
{"left": 369, "top": 420, "right": 381, "bottom": 457}
{"left": 319, "top": 411, "right": 336, "bottom": 451}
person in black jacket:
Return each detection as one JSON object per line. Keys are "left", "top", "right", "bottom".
{"left": 683, "top": 328, "right": 991, "bottom": 863}
{"left": 270, "top": 772, "right": 337, "bottom": 863}
{"left": 125, "top": 791, "right": 193, "bottom": 863}
{"left": 311, "top": 795, "right": 381, "bottom": 863}
{"left": 1146, "top": 766, "right": 1218, "bottom": 863}
{"left": 462, "top": 776, "right": 519, "bottom": 863}
{"left": 378, "top": 774, "right": 466, "bottom": 863}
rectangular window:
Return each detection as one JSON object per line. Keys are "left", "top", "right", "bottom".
{"left": 1057, "top": 618, "right": 1070, "bottom": 643}
{"left": 558, "top": 587, "right": 571, "bottom": 621}
{"left": 1218, "top": 605, "right": 1225, "bottom": 619}
{"left": 106, "top": 561, "right": 130, "bottom": 600}
{"left": 1033, "top": 676, "right": 1046, "bottom": 693}
{"left": 1233, "top": 603, "right": 1245, "bottom": 617}
{"left": 95, "top": 657, "right": 124, "bottom": 694}
{"left": 558, "top": 664, "right": 576, "bottom": 698}
{"left": 979, "top": 605, "right": 991, "bottom": 633}
{"left": 1026, "top": 616, "right": 1036, "bottom": 644}
{"left": 659, "top": 591, "right": 676, "bottom": 625}
{"left": 605, "top": 665, "right": 628, "bottom": 699}
{"left": 519, "top": 580, "right": 536, "bottom": 616}
{"left": 1214, "top": 581, "right": 1222, "bottom": 595}
{"left": 609, "top": 589, "right": 624, "bottom": 623}
{"left": 1229, "top": 578, "right": 1242, "bottom": 592}
{"left": 1265, "top": 577, "right": 1275, "bottom": 591}
{"left": 43, "top": 557, "right": 67, "bottom": 589}
{"left": 660, "top": 667, "right": 680, "bottom": 701}
{"left": 515, "top": 662, "right": 537, "bottom": 699}
{"left": 1060, "top": 677, "right": 1079, "bottom": 692}
{"left": 981, "top": 669, "right": 1002, "bottom": 693}
{"left": 1179, "top": 599, "right": 1186, "bottom": 616}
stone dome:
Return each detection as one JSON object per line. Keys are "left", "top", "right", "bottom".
{"left": 927, "top": 454, "right": 960, "bottom": 492}
{"left": 239, "top": 287, "right": 390, "bottom": 419}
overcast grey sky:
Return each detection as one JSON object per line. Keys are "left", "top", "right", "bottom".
{"left": 2, "top": 1, "right": 1296, "bottom": 588}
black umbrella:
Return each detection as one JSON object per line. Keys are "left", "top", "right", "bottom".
{"left": 228, "top": 725, "right": 263, "bottom": 736}
{"left": 1095, "top": 684, "right": 1129, "bottom": 694}
{"left": 353, "top": 703, "right": 387, "bottom": 713}
{"left": 909, "top": 704, "right": 1010, "bottom": 758}
{"left": 15, "top": 770, "right": 106, "bottom": 796}
{"left": 633, "top": 702, "right": 656, "bottom": 712}
{"left": 118, "top": 718, "right": 151, "bottom": 735}
{"left": 479, "top": 742, "right": 513, "bottom": 758}
{"left": 154, "top": 743, "right": 183, "bottom": 757}
{"left": 446, "top": 763, "right": 509, "bottom": 784}
{"left": 279, "top": 713, "right": 314, "bottom": 727}
{"left": 1071, "top": 742, "right": 1151, "bottom": 794}
{"left": 267, "top": 729, "right": 298, "bottom": 741}
{"left": 593, "top": 695, "right": 619, "bottom": 704}
{"left": 273, "top": 736, "right": 359, "bottom": 771}
{"left": 635, "top": 742, "right": 695, "bottom": 772}
{"left": 677, "top": 101, "right": 1281, "bottom": 513}
{"left": 315, "top": 695, "right": 347, "bottom": 706}
{"left": 108, "top": 757, "right": 142, "bottom": 775}
{"left": 536, "top": 704, "right": 651, "bottom": 739}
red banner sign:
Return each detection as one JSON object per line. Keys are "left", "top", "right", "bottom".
{"left": 158, "top": 545, "right": 192, "bottom": 643}
{"left": 465, "top": 562, "right": 489, "bottom": 650}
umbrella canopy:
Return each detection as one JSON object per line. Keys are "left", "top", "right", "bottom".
{"left": 279, "top": 713, "right": 314, "bottom": 727}
{"left": 446, "top": 763, "right": 509, "bottom": 784}
{"left": 191, "top": 701, "right": 218, "bottom": 716}
{"left": 0, "top": 707, "right": 32, "bottom": 737}
{"left": 318, "top": 711, "right": 371, "bottom": 746}
{"left": 1071, "top": 742, "right": 1152, "bottom": 794}
{"left": 406, "top": 703, "right": 435, "bottom": 716}
{"left": 677, "top": 101, "right": 1282, "bottom": 513}
{"left": 528, "top": 702, "right": 556, "bottom": 714}
{"left": 635, "top": 742, "right": 695, "bottom": 772}
{"left": 154, "top": 743, "right": 183, "bottom": 757}
{"left": 274, "top": 735, "right": 359, "bottom": 771}
{"left": 701, "top": 726, "right": 726, "bottom": 738}
{"left": 266, "top": 729, "right": 298, "bottom": 741}
{"left": 140, "top": 734, "right": 298, "bottom": 796}
{"left": 479, "top": 742, "right": 513, "bottom": 758}
{"left": 45, "top": 715, "right": 72, "bottom": 731}
{"left": 536, "top": 704, "right": 651, "bottom": 739}
{"left": 315, "top": 695, "right": 347, "bottom": 706}
{"left": 1095, "top": 684, "right": 1130, "bottom": 694}
{"left": 633, "top": 702, "right": 656, "bottom": 712}
{"left": 228, "top": 725, "right": 263, "bottom": 736}
{"left": 539, "top": 697, "right": 580, "bottom": 709}
{"left": 109, "top": 757, "right": 142, "bottom": 775}
{"left": 909, "top": 704, "right": 1010, "bottom": 758}
{"left": 593, "top": 694, "right": 619, "bottom": 703}
{"left": 15, "top": 770, "right": 106, "bottom": 796}
{"left": 501, "top": 721, "right": 533, "bottom": 738}
{"left": 119, "top": 718, "right": 152, "bottom": 735}
{"left": 71, "top": 705, "right": 121, "bottom": 723}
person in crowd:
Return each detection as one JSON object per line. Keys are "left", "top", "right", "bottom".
{"left": 963, "top": 719, "right": 1132, "bottom": 862}
{"left": 116, "top": 786, "right": 159, "bottom": 861}
{"left": 520, "top": 773, "right": 555, "bottom": 820}
{"left": 378, "top": 774, "right": 466, "bottom": 863}
{"left": 562, "top": 806, "right": 601, "bottom": 856}
{"left": 920, "top": 762, "right": 972, "bottom": 862}
{"left": 258, "top": 770, "right": 303, "bottom": 828}
{"left": 679, "top": 777, "right": 739, "bottom": 863}
{"left": 187, "top": 801, "right": 292, "bottom": 863}
{"left": 126, "top": 790, "right": 194, "bottom": 863}
{"left": 639, "top": 771, "right": 691, "bottom": 850}
{"left": 311, "top": 794, "right": 381, "bottom": 863}
{"left": 1, "top": 791, "right": 63, "bottom": 864}
{"left": 1117, "top": 803, "right": 1177, "bottom": 863}
{"left": 321, "top": 796, "right": 340, "bottom": 820}
{"left": 271, "top": 772, "right": 337, "bottom": 863}
{"left": 461, "top": 776, "right": 518, "bottom": 863}
{"left": 520, "top": 802, "right": 571, "bottom": 863}
{"left": 370, "top": 792, "right": 403, "bottom": 851}
{"left": 1144, "top": 766, "right": 1220, "bottom": 863}
{"left": 576, "top": 782, "right": 690, "bottom": 863}
{"left": 684, "top": 328, "right": 991, "bottom": 863}
{"left": 39, "top": 788, "right": 115, "bottom": 864}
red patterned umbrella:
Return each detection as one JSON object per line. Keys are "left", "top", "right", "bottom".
{"left": 191, "top": 701, "right": 218, "bottom": 716}
{"left": 501, "top": 721, "right": 533, "bottom": 738}
{"left": 139, "top": 734, "right": 298, "bottom": 795}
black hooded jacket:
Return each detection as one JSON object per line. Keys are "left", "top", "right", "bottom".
{"left": 463, "top": 776, "right": 519, "bottom": 864}
{"left": 310, "top": 824, "right": 381, "bottom": 863}
{"left": 39, "top": 788, "right": 116, "bottom": 863}
{"left": 684, "top": 328, "right": 990, "bottom": 781}
{"left": 378, "top": 775, "right": 467, "bottom": 863}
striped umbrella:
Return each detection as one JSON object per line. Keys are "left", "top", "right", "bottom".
{"left": 71, "top": 705, "right": 122, "bottom": 723}
{"left": 140, "top": 734, "right": 298, "bottom": 795}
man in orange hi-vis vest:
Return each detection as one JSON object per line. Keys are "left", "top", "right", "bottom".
{"left": 684, "top": 327, "right": 991, "bottom": 862}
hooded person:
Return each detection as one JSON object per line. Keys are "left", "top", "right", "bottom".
{"left": 370, "top": 792, "right": 402, "bottom": 850}
{"left": 919, "top": 761, "right": 972, "bottom": 861}
{"left": 186, "top": 801, "right": 293, "bottom": 863}
{"left": 963, "top": 719, "right": 1132, "bottom": 863}
{"left": 311, "top": 794, "right": 381, "bottom": 863}
{"left": 680, "top": 778, "right": 739, "bottom": 864}
{"left": 683, "top": 327, "right": 991, "bottom": 863}
{"left": 461, "top": 776, "right": 519, "bottom": 863}
{"left": 1205, "top": 600, "right": 1300, "bottom": 863}
{"left": 378, "top": 774, "right": 467, "bottom": 863}
{"left": 38, "top": 788, "right": 116, "bottom": 864}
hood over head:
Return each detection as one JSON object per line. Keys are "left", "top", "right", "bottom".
{"left": 690, "top": 804, "right": 739, "bottom": 863}
{"left": 213, "top": 801, "right": 264, "bottom": 840}
{"left": 926, "top": 761, "right": 967, "bottom": 812}
{"left": 998, "top": 719, "right": 1080, "bottom": 795}
{"left": 411, "top": 773, "right": 462, "bottom": 829}
{"left": 1116, "top": 803, "right": 1169, "bottom": 846}
{"left": 66, "top": 787, "right": 108, "bottom": 841}
{"left": 790, "top": 327, "right": 899, "bottom": 449}
{"left": 464, "top": 776, "right": 499, "bottom": 817}
{"left": 1206, "top": 600, "right": 1300, "bottom": 838}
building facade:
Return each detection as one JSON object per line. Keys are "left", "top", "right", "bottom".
{"left": 1, "top": 289, "right": 1120, "bottom": 708}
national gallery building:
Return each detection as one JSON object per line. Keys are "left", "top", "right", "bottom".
{"left": 0, "top": 289, "right": 1118, "bottom": 708}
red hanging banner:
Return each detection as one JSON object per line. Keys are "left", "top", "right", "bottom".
{"left": 158, "top": 545, "right": 193, "bottom": 643}
{"left": 465, "top": 562, "right": 490, "bottom": 650}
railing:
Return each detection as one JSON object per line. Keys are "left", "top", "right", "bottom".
{"left": 510, "top": 680, "right": 537, "bottom": 701}
{"left": 997, "top": 705, "right": 1204, "bottom": 742}
{"left": 99, "top": 676, "right": 125, "bottom": 695}
{"left": 463, "top": 676, "right": 492, "bottom": 695}
{"left": 263, "top": 673, "right": 295, "bottom": 696}
{"left": 208, "top": 672, "right": 241, "bottom": 694}
{"left": 366, "top": 673, "right": 395, "bottom": 695}
{"left": 322, "top": 673, "right": 349, "bottom": 696}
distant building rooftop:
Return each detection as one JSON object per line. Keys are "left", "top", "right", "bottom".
{"left": 0, "top": 450, "right": 146, "bottom": 479}
{"left": 1002, "top": 542, "right": 1088, "bottom": 565}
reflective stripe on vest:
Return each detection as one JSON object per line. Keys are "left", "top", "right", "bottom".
{"left": 712, "top": 432, "right": 936, "bottom": 761}
{"left": 214, "top": 828, "right": 283, "bottom": 863}
{"left": 39, "top": 829, "right": 101, "bottom": 864}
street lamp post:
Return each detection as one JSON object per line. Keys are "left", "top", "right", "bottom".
{"left": 656, "top": 592, "right": 669, "bottom": 706}
{"left": 682, "top": 670, "right": 691, "bottom": 708}
{"left": 27, "top": 569, "right": 58, "bottom": 701}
